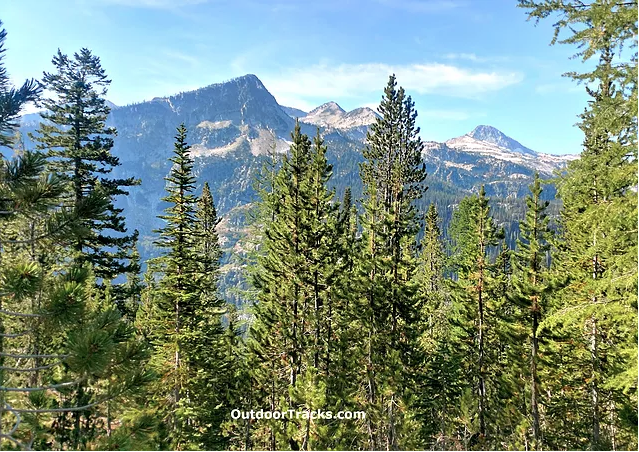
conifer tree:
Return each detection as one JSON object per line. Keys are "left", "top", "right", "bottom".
{"left": 412, "top": 204, "right": 462, "bottom": 448}
{"left": 189, "top": 181, "right": 234, "bottom": 450}
{"left": 520, "top": 1, "right": 637, "bottom": 448}
{"left": 31, "top": 48, "right": 140, "bottom": 310}
{"left": 141, "top": 124, "right": 200, "bottom": 448}
{"left": 0, "top": 144, "right": 148, "bottom": 452}
{"left": 139, "top": 124, "right": 232, "bottom": 449}
{"left": 356, "top": 74, "right": 427, "bottom": 450}
{"left": 247, "top": 123, "right": 353, "bottom": 450}
{"left": 448, "top": 187, "right": 505, "bottom": 448}
{"left": 1, "top": 24, "right": 146, "bottom": 449}
{"left": 510, "top": 173, "right": 554, "bottom": 449}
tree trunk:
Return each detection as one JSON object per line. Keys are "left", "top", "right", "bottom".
{"left": 590, "top": 316, "right": 600, "bottom": 448}
{"left": 531, "top": 296, "right": 540, "bottom": 449}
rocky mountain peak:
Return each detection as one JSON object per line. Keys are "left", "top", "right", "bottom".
{"left": 469, "top": 124, "right": 504, "bottom": 140}
{"left": 114, "top": 73, "right": 293, "bottom": 134}
{"left": 343, "top": 107, "right": 379, "bottom": 122}
{"left": 307, "top": 101, "right": 345, "bottom": 116}
{"left": 468, "top": 124, "right": 536, "bottom": 156}
{"left": 302, "top": 103, "right": 379, "bottom": 130}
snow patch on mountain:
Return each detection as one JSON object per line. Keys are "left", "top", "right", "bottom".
{"left": 301, "top": 102, "right": 346, "bottom": 127}
{"left": 443, "top": 161, "right": 475, "bottom": 171}
{"left": 248, "top": 129, "right": 291, "bottom": 156}
{"left": 197, "top": 120, "right": 233, "bottom": 130}
{"left": 443, "top": 130, "right": 577, "bottom": 175}
{"left": 468, "top": 125, "right": 537, "bottom": 155}
{"left": 190, "top": 136, "right": 244, "bottom": 157}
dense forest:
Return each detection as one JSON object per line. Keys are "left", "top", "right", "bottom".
{"left": 0, "top": 0, "right": 637, "bottom": 450}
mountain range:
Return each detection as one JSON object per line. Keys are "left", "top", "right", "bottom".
{"left": 19, "top": 73, "right": 578, "bottom": 304}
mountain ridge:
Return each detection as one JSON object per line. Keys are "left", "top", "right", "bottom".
{"left": 17, "top": 73, "right": 577, "bottom": 304}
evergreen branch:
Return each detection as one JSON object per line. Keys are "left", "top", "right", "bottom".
{"left": 5, "top": 397, "right": 107, "bottom": 413}
{"left": 0, "top": 220, "right": 75, "bottom": 244}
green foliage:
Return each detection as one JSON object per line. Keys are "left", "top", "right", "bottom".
{"left": 354, "top": 74, "right": 427, "bottom": 450}
{"left": 138, "top": 124, "right": 236, "bottom": 450}
{"left": 519, "top": 1, "right": 638, "bottom": 449}
{"left": 1, "top": 5, "right": 636, "bottom": 448}
{"left": 31, "top": 47, "right": 141, "bottom": 312}
{"left": 447, "top": 186, "right": 524, "bottom": 448}
{"left": 246, "top": 122, "right": 360, "bottom": 449}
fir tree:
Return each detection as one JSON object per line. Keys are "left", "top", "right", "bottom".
{"left": 141, "top": 123, "right": 200, "bottom": 448}
{"left": 510, "top": 173, "right": 554, "bottom": 449}
{"left": 189, "top": 181, "right": 233, "bottom": 450}
{"left": 247, "top": 123, "right": 353, "bottom": 450}
{"left": 1, "top": 24, "right": 147, "bottom": 449}
{"left": 31, "top": 48, "right": 140, "bottom": 310}
{"left": 520, "top": 1, "right": 637, "bottom": 448}
{"left": 412, "top": 203, "right": 462, "bottom": 448}
{"left": 448, "top": 187, "right": 504, "bottom": 447}
{"left": 139, "top": 124, "right": 233, "bottom": 449}
{"left": 0, "top": 149, "right": 148, "bottom": 451}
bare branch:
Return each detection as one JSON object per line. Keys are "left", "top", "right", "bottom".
{"left": 0, "top": 352, "right": 69, "bottom": 359}
{"left": 0, "top": 434, "right": 31, "bottom": 451}
{"left": 0, "top": 309, "right": 45, "bottom": 318}
{"left": 0, "top": 330, "right": 32, "bottom": 338}
{"left": 0, "top": 379, "right": 83, "bottom": 392}
{"left": 0, "top": 361, "right": 64, "bottom": 372}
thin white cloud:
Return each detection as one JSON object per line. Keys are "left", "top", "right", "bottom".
{"left": 261, "top": 62, "right": 523, "bottom": 108}
{"left": 442, "top": 53, "right": 512, "bottom": 63}
{"left": 443, "top": 52, "right": 480, "bottom": 61}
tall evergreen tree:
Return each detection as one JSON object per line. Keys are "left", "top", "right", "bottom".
{"left": 0, "top": 143, "right": 148, "bottom": 452}
{"left": 247, "top": 123, "right": 355, "bottom": 450}
{"left": 138, "top": 124, "right": 233, "bottom": 450}
{"left": 520, "top": 1, "right": 637, "bottom": 449}
{"left": 412, "top": 204, "right": 463, "bottom": 448}
{"left": 448, "top": 187, "right": 505, "bottom": 448}
{"left": 510, "top": 173, "right": 554, "bottom": 449}
{"left": 356, "top": 74, "right": 427, "bottom": 450}
{"left": 31, "top": 48, "right": 140, "bottom": 310}
{"left": 189, "top": 181, "right": 234, "bottom": 450}
{"left": 141, "top": 124, "right": 200, "bottom": 449}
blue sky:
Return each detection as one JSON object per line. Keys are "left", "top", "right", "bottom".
{"left": 2, "top": 0, "right": 599, "bottom": 155}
